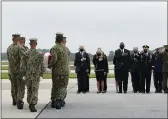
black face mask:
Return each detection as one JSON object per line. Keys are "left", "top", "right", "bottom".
{"left": 80, "top": 49, "right": 84, "bottom": 52}
{"left": 97, "top": 53, "right": 101, "bottom": 56}
{"left": 144, "top": 50, "right": 147, "bottom": 53}
{"left": 165, "top": 49, "right": 168, "bottom": 52}
{"left": 120, "top": 45, "right": 124, "bottom": 49}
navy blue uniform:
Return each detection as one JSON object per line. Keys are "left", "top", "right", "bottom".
{"left": 140, "top": 52, "right": 152, "bottom": 93}
{"left": 152, "top": 52, "right": 163, "bottom": 93}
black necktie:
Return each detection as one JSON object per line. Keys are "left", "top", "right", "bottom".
{"left": 121, "top": 50, "right": 123, "bottom": 54}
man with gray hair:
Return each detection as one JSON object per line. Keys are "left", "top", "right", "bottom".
{"left": 130, "top": 47, "right": 141, "bottom": 93}
{"left": 74, "top": 46, "right": 90, "bottom": 94}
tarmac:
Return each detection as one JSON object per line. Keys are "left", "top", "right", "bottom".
{"left": 1, "top": 78, "right": 167, "bottom": 118}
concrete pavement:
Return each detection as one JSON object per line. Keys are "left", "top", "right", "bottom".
{"left": 2, "top": 78, "right": 167, "bottom": 118}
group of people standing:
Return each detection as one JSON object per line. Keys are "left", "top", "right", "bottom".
{"left": 74, "top": 47, "right": 108, "bottom": 94}
{"left": 74, "top": 42, "right": 168, "bottom": 94}
{"left": 7, "top": 34, "right": 45, "bottom": 112}
{"left": 6, "top": 32, "right": 168, "bottom": 113}
{"left": 114, "top": 42, "right": 168, "bottom": 94}
{"left": 7, "top": 32, "right": 70, "bottom": 112}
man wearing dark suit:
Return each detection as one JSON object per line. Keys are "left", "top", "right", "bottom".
{"left": 130, "top": 47, "right": 141, "bottom": 93}
{"left": 74, "top": 46, "right": 90, "bottom": 94}
{"left": 113, "top": 42, "right": 131, "bottom": 93}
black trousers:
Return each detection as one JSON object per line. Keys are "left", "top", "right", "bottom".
{"left": 77, "top": 70, "right": 88, "bottom": 92}
{"left": 140, "top": 71, "right": 152, "bottom": 92}
{"left": 131, "top": 72, "right": 140, "bottom": 92}
{"left": 115, "top": 69, "right": 129, "bottom": 92}
{"left": 153, "top": 72, "right": 163, "bottom": 91}
{"left": 86, "top": 75, "right": 89, "bottom": 91}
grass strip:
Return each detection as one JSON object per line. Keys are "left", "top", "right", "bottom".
{"left": 1, "top": 73, "right": 115, "bottom": 79}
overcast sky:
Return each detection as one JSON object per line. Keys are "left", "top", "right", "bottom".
{"left": 2, "top": 2, "right": 167, "bottom": 54}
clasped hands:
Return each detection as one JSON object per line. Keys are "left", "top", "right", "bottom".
{"left": 81, "top": 57, "right": 86, "bottom": 61}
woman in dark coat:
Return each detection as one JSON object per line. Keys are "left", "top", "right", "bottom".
{"left": 93, "top": 48, "right": 108, "bottom": 93}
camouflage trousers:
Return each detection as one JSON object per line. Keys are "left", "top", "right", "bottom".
{"left": 163, "top": 72, "right": 168, "bottom": 91}
{"left": 26, "top": 74, "right": 40, "bottom": 105}
{"left": 51, "top": 75, "right": 69, "bottom": 101}
{"left": 8, "top": 73, "right": 25, "bottom": 102}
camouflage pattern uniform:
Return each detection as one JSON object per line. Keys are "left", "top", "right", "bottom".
{"left": 49, "top": 33, "right": 69, "bottom": 109}
{"left": 7, "top": 34, "right": 25, "bottom": 107}
{"left": 15, "top": 37, "right": 29, "bottom": 108}
{"left": 162, "top": 45, "right": 168, "bottom": 93}
{"left": 21, "top": 38, "right": 45, "bottom": 112}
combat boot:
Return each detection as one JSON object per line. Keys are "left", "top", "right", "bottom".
{"left": 29, "top": 104, "right": 37, "bottom": 112}
{"left": 17, "top": 100, "right": 24, "bottom": 109}
{"left": 51, "top": 101, "right": 56, "bottom": 108}
{"left": 60, "top": 99, "right": 65, "bottom": 107}
{"left": 12, "top": 98, "right": 16, "bottom": 106}
{"left": 55, "top": 99, "right": 61, "bottom": 109}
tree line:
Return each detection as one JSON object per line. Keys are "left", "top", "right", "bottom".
{"left": 1, "top": 47, "right": 162, "bottom": 61}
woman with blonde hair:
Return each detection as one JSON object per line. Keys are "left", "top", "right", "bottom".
{"left": 93, "top": 48, "right": 108, "bottom": 93}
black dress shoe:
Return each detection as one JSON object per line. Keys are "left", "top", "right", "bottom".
{"left": 82, "top": 91, "right": 86, "bottom": 94}
{"left": 124, "top": 91, "right": 127, "bottom": 94}
{"left": 164, "top": 90, "right": 168, "bottom": 94}
{"left": 142, "top": 91, "right": 145, "bottom": 94}
{"left": 146, "top": 91, "right": 150, "bottom": 94}
{"left": 159, "top": 90, "right": 163, "bottom": 93}
{"left": 76, "top": 91, "right": 81, "bottom": 94}
{"left": 118, "top": 91, "right": 122, "bottom": 93}
{"left": 133, "top": 91, "right": 137, "bottom": 93}
{"left": 155, "top": 90, "right": 159, "bottom": 93}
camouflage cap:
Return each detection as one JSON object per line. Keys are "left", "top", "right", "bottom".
{"left": 164, "top": 45, "right": 168, "bottom": 48}
{"left": 63, "top": 37, "right": 67, "bottom": 40}
{"left": 19, "top": 37, "right": 25, "bottom": 40}
{"left": 29, "top": 38, "right": 37, "bottom": 43}
{"left": 12, "top": 33, "right": 20, "bottom": 37}
{"left": 143, "top": 45, "right": 149, "bottom": 49}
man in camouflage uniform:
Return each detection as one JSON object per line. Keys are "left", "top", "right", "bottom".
{"left": 7, "top": 34, "right": 25, "bottom": 109}
{"left": 14, "top": 37, "right": 30, "bottom": 109}
{"left": 21, "top": 38, "right": 45, "bottom": 112}
{"left": 49, "top": 33, "right": 69, "bottom": 109}
{"left": 19, "top": 37, "right": 29, "bottom": 51}
{"left": 161, "top": 45, "right": 168, "bottom": 93}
